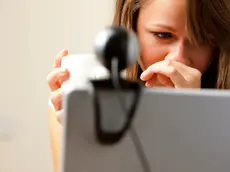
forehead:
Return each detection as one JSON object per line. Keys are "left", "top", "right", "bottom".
{"left": 140, "top": 0, "right": 187, "bottom": 30}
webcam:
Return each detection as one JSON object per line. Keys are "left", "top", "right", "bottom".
{"left": 93, "top": 25, "right": 140, "bottom": 73}
{"left": 91, "top": 26, "right": 142, "bottom": 146}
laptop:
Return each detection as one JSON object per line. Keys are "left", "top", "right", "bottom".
{"left": 61, "top": 86, "right": 230, "bottom": 172}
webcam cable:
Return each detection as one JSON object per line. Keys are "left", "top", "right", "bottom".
{"left": 111, "top": 57, "right": 151, "bottom": 172}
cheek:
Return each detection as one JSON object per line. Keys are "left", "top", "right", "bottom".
{"left": 138, "top": 32, "right": 167, "bottom": 70}
{"left": 190, "top": 48, "right": 213, "bottom": 73}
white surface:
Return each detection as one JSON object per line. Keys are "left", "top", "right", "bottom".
{"left": 61, "top": 54, "right": 109, "bottom": 90}
{"left": 0, "top": 0, "right": 114, "bottom": 171}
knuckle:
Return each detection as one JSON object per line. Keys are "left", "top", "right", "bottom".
{"left": 47, "top": 70, "right": 55, "bottom": 79}
{"left": 195, "top": 70, "right": 202, "bottom": 78}
{"left": 48, "top": 68, "right": 62, "bottom": 81}
{"left": 47, "top": 76, "right": 56, "bottom": 87}
{"left": 187, "top": 70, "right": 202, "bottom": 83}
{"left": 59, "top": 71, "right": 69, "bottom": 82}
{"left": 50, "top": 91, "right": 62, "bottom": 110}
{"left": 169, "top": 67, "right": 177, "bottom": 76}
{"left": 47, "top": 75, "right": 53, "bottom": 86}
{"left": 164, "top": 59, "right": 171, "bottom": 66}
{"left": 192, "top": 70, "right": 202, "bottom": 80}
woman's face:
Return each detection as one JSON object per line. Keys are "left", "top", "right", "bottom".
{"left": 137, "top": 0, "right": 213, "bottom": 74}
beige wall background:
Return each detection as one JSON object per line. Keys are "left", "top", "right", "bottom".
{"left": 0, "top": 0, "right": 114, "bottom": 171}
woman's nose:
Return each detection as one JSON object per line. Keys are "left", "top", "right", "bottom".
{"left": 165, "top": 40, "right": 190, "bottom": 65}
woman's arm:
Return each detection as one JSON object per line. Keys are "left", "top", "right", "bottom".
{"left": 48, "top": 107, "right": 62, "bottom": 172}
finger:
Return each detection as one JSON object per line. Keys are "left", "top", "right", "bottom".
{"left": 56, "top": 110, "right": 64, "bottom": 124}
{"left": 145, "top": 75, "right": 164, "bottom": 87}
{"left": 140, "top": 66, "right": 155, "bottom": 81}
{"left": 50, "top": 88, "right": 63, "bottom": 111}
{"left": 145, "top": 75, "right": 157, "bottom": 87}
{"left": 146, "top": 79, "right": 164, "bottom": 87}
{"left": 172, "top": 61, "right": 202, "bottom": 82}
{"left": 53, "top": 49, "right": 68, "bottom": 68}
{"left": 47, "top": 68, "right": 69, "bottom": 91}
{"left": 145, "top": 74, "right": 174, "bottom": 87}
{"left": 148, "top": 60, "right": 185, "bottom": 86}
{"left": 157, "top": 74, "right": 174, "bottom": 87}
{"left": 142, "top": 73, "right": 165, "bottom": 87}
{"left": 165, "top": 60, "right": 202, "bottom": 79}
{"left": 140, "top": 61, "right": 176, "bottom": 81}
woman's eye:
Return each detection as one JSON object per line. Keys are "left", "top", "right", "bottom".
{"left": 152, "top": 32, "right": 173, "bottom": 39}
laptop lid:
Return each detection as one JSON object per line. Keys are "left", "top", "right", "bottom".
{"left": 61, "top": 87, "right": 230, "bottom": 172}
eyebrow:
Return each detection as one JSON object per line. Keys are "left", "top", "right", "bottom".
{"left": 146, "top": 22, "right": 177, "bottom": 33}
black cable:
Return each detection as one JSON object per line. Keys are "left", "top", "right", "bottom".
{"left": 111, "top": 58, "right": 151, "bottom": 172}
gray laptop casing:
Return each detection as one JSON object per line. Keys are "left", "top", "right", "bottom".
{"left": 61, "top": 86, "right": 230, "bottom": 172}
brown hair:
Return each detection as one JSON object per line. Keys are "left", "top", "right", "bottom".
{"left": 112, "top": 0, "right": 230, "bottom": 89}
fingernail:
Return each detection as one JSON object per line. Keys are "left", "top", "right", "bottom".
{"left": 140, "top": 71, "right": 147, "bottom": 80}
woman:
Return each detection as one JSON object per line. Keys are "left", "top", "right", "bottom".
{"left": 47, "top": 0, "right": 230, "bottom": 171}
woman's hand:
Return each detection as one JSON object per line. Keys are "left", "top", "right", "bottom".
{"left": 140, "top": 60, "right": 202, "bottom": 88}
{"left": 47, "top": 49, "right": 70, "bottom": 122}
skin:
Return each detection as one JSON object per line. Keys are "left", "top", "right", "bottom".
{"left": 47, "top": 49, "right": 69, "bottom": 122}
{"left": 46, "top": 0, "right": 214, "bottom": 171}
{"left": 138, "top": 0, "right": 213, "bottom": 88}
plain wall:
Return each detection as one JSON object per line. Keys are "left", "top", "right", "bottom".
{"left": 0, "top": 0, "right": 114, "bottom": 171}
